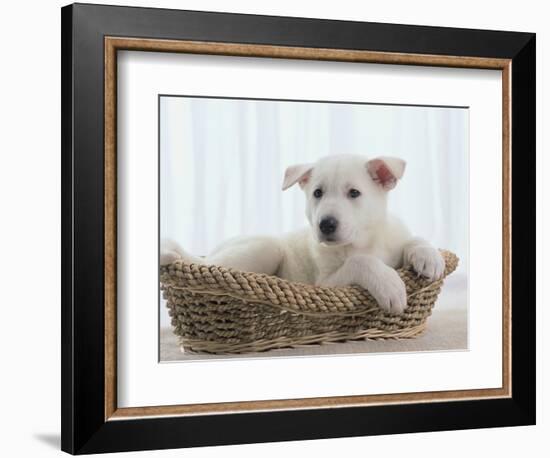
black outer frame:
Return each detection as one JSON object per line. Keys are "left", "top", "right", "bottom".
{"left": 61, "top": 3, "right": 536, "bottom": 454}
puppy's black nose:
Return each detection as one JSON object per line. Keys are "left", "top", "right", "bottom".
{"left": 319, "top": 216, "right": 338, "bottom": 235}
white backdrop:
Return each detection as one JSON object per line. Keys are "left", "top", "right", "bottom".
{"left": 160, "top": 97, "right": 468, "bottom": 266}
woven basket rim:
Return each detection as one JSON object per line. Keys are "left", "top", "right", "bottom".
{"left": 160, "top": 249, "right": 459, "bottom": 317}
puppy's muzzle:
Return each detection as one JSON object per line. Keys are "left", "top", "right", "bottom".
{"left": 319, "top": 216, "right": 339, "bottom": 236}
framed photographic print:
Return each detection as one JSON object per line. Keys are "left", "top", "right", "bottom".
{"left": 61, "top": 3, "right": 536, "bottom": 454}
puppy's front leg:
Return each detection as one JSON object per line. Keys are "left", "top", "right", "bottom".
{"left": 319, "top": 255, "right": 407, "bottom": 314}
{"left": 403, "top": 237, "right": 445, "bottom": 281}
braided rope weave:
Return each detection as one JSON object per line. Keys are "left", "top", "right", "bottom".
{"left": 161, "top": 250, "right": 459, "bottom": 354}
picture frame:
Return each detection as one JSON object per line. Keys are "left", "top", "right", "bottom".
{"left": 61, "top": 3, "right": 536, "bottom": 454}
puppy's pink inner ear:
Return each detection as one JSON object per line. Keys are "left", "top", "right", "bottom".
{"left": 298, "top": 173, "right": 311, "bottom": 188}
{"left": 367, "top": 159, "right": 398, "bottom": 190}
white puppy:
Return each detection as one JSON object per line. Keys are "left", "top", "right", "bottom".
{"left": 161, "top": 154, "right": 445, "bottom": 314}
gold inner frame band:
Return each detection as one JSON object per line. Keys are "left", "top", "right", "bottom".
{"left": 104, "top": 36, "right": 512, "bottom": 421}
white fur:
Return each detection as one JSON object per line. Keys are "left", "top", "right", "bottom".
{"left": 162, "top": 154, "right": 445, "bottom": 314}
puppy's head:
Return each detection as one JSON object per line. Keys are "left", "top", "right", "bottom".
{"left": 282, "top": 155, "right": 406, "bottom": 246}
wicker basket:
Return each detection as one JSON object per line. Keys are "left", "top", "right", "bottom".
{"left": 161, "top": 250, "right": 459, "bottom": 354}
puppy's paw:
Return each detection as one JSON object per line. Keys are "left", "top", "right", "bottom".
{"left": 160, "top": 250, "right": 181, "bottom": 266}
{"left": 160, "top": 239, "right": 186, "bottom": 266}
{"left": 369, "top": 267, "right": 407, "bottom": 314}
{"left": 407, "top": 245, "right": 445, "bottom": 281}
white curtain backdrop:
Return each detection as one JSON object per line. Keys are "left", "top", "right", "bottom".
{"left": 160, "top": 96, "right": 468, "bottom": 273}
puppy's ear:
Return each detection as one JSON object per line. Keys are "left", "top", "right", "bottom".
{"left": 282, "top": 163, "right": 313, "bottom": 190}
{"left": 366, "top": 156, "right": 406, "bottom": 191}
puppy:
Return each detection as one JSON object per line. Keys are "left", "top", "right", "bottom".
{"left": 161, "top": 154, "right": 444, "bottom": 314}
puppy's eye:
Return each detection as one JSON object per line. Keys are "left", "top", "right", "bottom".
{"left": 348, "top": 189, "right": 361, "bottom": 199}
{"left": 313, "top": 189, "right": 323, "bottom": 199}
